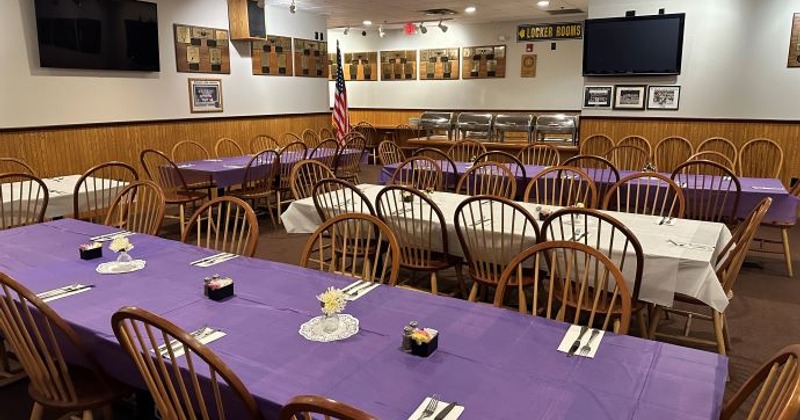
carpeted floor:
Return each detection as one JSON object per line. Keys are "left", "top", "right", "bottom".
{"left": 2, "top": 165, "right": 798, "bottom": 419}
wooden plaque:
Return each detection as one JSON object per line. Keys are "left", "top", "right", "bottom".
{"left": 329, "top": 51, "right": 378, "bottom": 81}
{"left": 252, "top": 35, "right": 293, "bottom": 76}
{"left": 174, "top": 24, "right": 230, "bottom": 74}
{"left": 294, "top": 39, "right": 328, "bottom": 78}
{"left": 379, "top": 50, "right": 417, "bottom": 81}
{"left": 462, "top": 45, "right": 506, "bottom": 79}
{"left": 521, "top": 54, "right": 537, "bottom": 78}
{"left": 419, "top": 48, "right": 459, "bottom": 80}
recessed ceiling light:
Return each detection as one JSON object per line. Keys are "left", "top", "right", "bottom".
{"left": 363, "top": 20, "right": 373, "bottom": 26}
{"left": 537, "top": 0, "right": 550, "bottom": 6}
{"left": 465, "top": 6, "right": 477, "bottom": 13}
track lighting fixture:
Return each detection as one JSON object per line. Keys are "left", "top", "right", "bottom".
{"left": 379, "top": 24, "right": 385, "bottom": 38}
{"left": 438, "top": 20, "right": 448, "bottom": 33}
{"left": 419, "top": 22, "right": 427, "bottom": 34}
{"left": 343, "top": 27, "right": 349, "bottom": 35}
{"left": 289, "top": 0, "right": 296, "bottom": 13}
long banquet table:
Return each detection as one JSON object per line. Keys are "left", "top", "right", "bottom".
{"left": 378, "top": 161, "right": 799, "bottom": 224}
{"left": 177, "top": 149, "right": 364, "bottom": 189}
{"left": 282, "top": 184, "right": 733, "bottom": 313}
{"left": 0, "top": 219, "right": 727, "bottom": 419}
{"left": 0, "top": 174, "right": 127, "bottom": 219}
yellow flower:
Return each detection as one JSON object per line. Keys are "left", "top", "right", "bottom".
{"left": 410, "top": 329, "right": 431, "bottom": 345}
{"left": 316, "top": 287, "right": 347, "bottom": 315}
{"left": 109, "top": 236, "right": 132, "bottom": 253}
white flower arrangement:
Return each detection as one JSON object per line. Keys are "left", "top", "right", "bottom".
{"left": 317, "top": 287, "right": 347, "bottom": 316}
{"left": 108, "top": 235, "right": 132, "bottom": 253}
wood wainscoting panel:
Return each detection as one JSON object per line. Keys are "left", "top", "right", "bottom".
{"left": 580, "top": 117, "right": 800, "bottom": 185}
{"left": 0, "top": 114, "right": 331, "bottom": 178}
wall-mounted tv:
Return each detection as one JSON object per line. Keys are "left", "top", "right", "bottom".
{"left": 582, "top": 13, "right": 685, "bottom": 76}
{"left": 33, "top": 0, "right": 160, "bottom": 72}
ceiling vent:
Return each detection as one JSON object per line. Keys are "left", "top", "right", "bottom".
{"left": 546, "top": 8, "right": 584, "bottom": 15}
{"left": 420, "top": 8, "right": 458, "bottom": 16}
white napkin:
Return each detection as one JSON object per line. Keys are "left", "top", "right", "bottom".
{"left": 37, "top": 284, "right": 93, "bottom": 303}
{"left": 407, "top": 398, "right": 464, "bottom": 420}
{"left": 557, "top": 325, "right": 605, "bottom": 358}
{"left": 751, "top": 186, "right": 785, "bottom": 191}
{"left": 178, "top": 164, "right": 195, "bottom": 168}
{"left": 154, "top": 327, "right": 226, "bottom": 358}
{"left": 223, "top": 164, "right": 244, "bottom": 169}
{"left": 655, "top": 218, "right": 677, "bottom": 226}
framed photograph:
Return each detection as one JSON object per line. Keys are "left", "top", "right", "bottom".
{"left": 788, "top": 13, "right": 800, "bottom": 67}
{"left": 188, "top": 79, "right": 223, "bottom": 113}
{"left": 583, "top": 85, "right": 612, "bottom": 108}
{"left": 647, "top": 85, "right": 681, "bottom": 110}
{"left": 613, "top": 85, "right": 646, "bottom": 110}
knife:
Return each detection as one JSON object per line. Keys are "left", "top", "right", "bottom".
{"left": 567, "top": 325, "right": 589, "bottom": 357}
{"left": 434, "top": 401, "right": 457, "bottom": 420}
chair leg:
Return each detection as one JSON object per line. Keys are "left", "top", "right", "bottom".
{"left": 0, "top": 338, "right": 9, "bottom": 373}
{"left": 467, "top": 283, "right": 479, "bottom": 302}
{"left": 636, "top": 310, "right": 648, "bottom": 338}
{"left": 648, "top": 306, "right": 663, "bottom": 339}
{"left": 29, "top": 403, "right": 44, "bottom": 420}
{"left": 517, "top": 281, "right": 528, "bottom": 314}
{"left": 712, "top": 311, "right": 727, "bottom": 355}
{"left": 722, "top": 312, "right": 732, "bottom": 351}
{"left": 276, "top": 191, "right": 283, "bottom": 225}
{"left": 430, "top": 271, "right": 439, "bottom": 296}
{"left": 178, "top": 204, "right": 186, "bottom": 237}
{"left": 82, "top": 409, "right": 94, "bottom": 420}
{"left": 782, "top": 228, "right": 793, "bottom": 277}
{"left": 454, "top": 263, "right": 467, "bottom": 299}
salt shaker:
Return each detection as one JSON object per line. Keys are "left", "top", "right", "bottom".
{"left": 402, "top": 325, "right": 414, "bottom": 352}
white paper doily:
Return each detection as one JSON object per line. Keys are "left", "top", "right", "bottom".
{"left": 96, "top": 260, "right": 146, "bottom": 274}
{"left": 299, "top": 314, "right": 359, "bottom": 342}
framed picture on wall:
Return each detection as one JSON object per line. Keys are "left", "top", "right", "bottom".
{"left": 583, "top": 85, "right": 613, "bottom": 108}
{"left": 647, "top": 85, "right": 681, "bottom": 110}
{"left": 613, "top": 85, "right": 646, "bottom": 110}
{"left": 188, "top": 79, "right": 223, "bottom": 113}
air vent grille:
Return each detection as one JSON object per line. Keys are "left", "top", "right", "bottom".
{"left": 546, "top": 8, "right": 584, "bottom": 15}
{"left": 420, "top": 8, "right": 458, "bottom": 16}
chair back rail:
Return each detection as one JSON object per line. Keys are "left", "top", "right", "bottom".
{"left": 310, "top": 139, "right": 340, "bottom": 169}
{"left": 524, "top": 166, "right": 598, "bottom": 208}
{"left": 617, "top": 135, "right": 652, "bottom": 159}
{"left": 214, "top": 138, "right": 244, "bottom": 158}
{"left": 111, "top": 306, "right": 264, "bottom": 420}
{"left": 602, "top": 172, "right": 685, "bottom": 219}
{"left": 447, "top": 139, "right": 487, "bottom": 162}
{"left": 250, "top": 135, "right": 280, "bottom": 154}
{"left": 104, "top": 180, "right": 166, "bottom": 235}
{"left": 688, "top": 152, "right": 736, "bottom": 172}
{"left": 171, "top": 141, "right": 211, "bottom": 162}
{"left": 476, "top": 150, "right": 528, "bottom": 187}
{"left": 312, "top": 178, "right": 375, "bottom": 222}
{"left": 493, "top": 241, "right": 632, "bottom": 334}
{"left": 377, "top": 140, "right": 406, "bottom": 166}
{"left": 697, "top": 137, "right": 738, "bottom": 166}
{"left": 300, "top": 213, "right": 400, "bottom": 285}
{"left": 738, "top": 138, "right": 784, "bottom": 179}
{"left": 517, "top": 143, "right": 561, "bottom": 167}
{"left": 604, "top": 144, "right": 650, "bottom": 171}
{"left": 455, "top": 161, "right": 517, "bottom": 199}
{"left": 654, "top": 136, "right": 694, "bottom": 173}
{"left": 563, "top": 154, "right": 620, "bottom": 204}
{"left": 181, "top": 196, "right": 259, "bottom": 257}
{"left": 580, "top": 134, "right": 615, "bottom": 157}
{"left": 0, "top": 173, "right": 49, "bottom": 229}
{"left": 73, "top": 161, "right": 138, "bottom": 223}
{"left": 302, "top": 129, "right": 321, "bottom": 149}
{"left": 411, "top": 147, "right": 458, "bottom": 190}
{"left": 279, "top": 395, "right": 378, "bottom": 420}
{"left": 388, "top": 156, "right": 443, "bottom": 192}
{"left": 670, "top": 160, "right": 741, "bottom": 224}
{"left": 0, "top": 157, "right": 36, "bottom": 176}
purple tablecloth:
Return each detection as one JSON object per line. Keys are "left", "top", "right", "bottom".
{"left": 379, "top": 162, "right": 799, "bottom": 224}
{"left": 178, "top": 149, "right": 364, "bottom": 188}
{"left": 0, "top": 219, "right": 727, "bottom": 419}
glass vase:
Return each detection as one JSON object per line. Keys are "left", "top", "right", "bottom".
{"left": 116, "top": 250, "right": 133, "bottom": 264}
{"left": 322, "top": 313, "right": 340, "bottom": 333}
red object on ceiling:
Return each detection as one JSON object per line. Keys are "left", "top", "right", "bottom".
{"left": 404, "top": 22, "right": 416, "bottom": 35}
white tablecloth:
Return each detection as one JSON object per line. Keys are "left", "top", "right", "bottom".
{"left": 1, "top": 175, "right": 126, "bottom": 219}
{"left": 282, "top": 184, "right": 732, "bottom": 312}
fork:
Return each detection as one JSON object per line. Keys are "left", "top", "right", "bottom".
{"left": 579, "top": 329, "right": 600, "bottom": 357}
{"left": 417, "top": 394, "right": 440, "bottom": 420}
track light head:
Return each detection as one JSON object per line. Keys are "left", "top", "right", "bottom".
{"left": 343, "top": 27, "right": 349, "bottom": 35}
{"left": 438, "top": 20, "right": 448, "bottom": 32}
{"left": 379, "top": 24, "right": 385, "bottom": 38}
{"left": 289, "top": 0, "right": 296, "bottom": 13}
{"left": 419, "top": 23, "right": 427, "bottom": 34}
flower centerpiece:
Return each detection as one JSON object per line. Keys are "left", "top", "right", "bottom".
{"left": 408, "top": 326, "right": 439, "bottom": 357}
{"left": 108, "top": 235, "right": 133, "bottom": 264}
{"left": 317, "top": 287, "right": 347, "bottom": 333}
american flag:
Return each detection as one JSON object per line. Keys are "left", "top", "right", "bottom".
{"left": 333, "top": 41, "right": 350, "bottom": 144}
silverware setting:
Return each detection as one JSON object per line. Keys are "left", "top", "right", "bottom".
{"left": 667, "top": 239, "right": 714, "bottom": 250}
{"left": 570, "top": 228, "right": 586, "bottom": 241}
{"left": 37, "top": 283, "right": 93, "bottom": 300}
{"left": 90, "top": 230, "right": 133, "bottom": 242}
{"left": 579, "top": 329, "right": 600, "bottom": 357}
{"left": 658, "top": 216, "right": 675, "bottom": 225}
{"left": 417, "top": 394, "right": 440, "bottom": 420}
{"left": 341, "top": 280, "right": 366, "bottom": 293}
{"left": 191, "top": 252, "right": 238, "bottom": 267}
{"left": 434, "top": 401, "right": 458, "bottom": 420}
{"left": 157, "top": 325, "right": 218, "bottom": 357}
{"left": 345, "top": 281, "right": 378, "bottom": 298}
{"left": 567, "top": 325, "right": 589, "bottom": 357}
{"left": 468, "top": 217, "right": 490, "bottom": 227}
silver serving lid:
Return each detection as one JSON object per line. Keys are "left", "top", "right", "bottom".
{"left": 495, "top": 114, "right": 534, "bottom": 131}
{"left": 534, "top": 114, "right": 577, "bottom": 130}
{"left": 456, "top": 112, "right": 493, "bottom": 127}
{"left": 419, "top": 111, "right": 455, "bottom": 128}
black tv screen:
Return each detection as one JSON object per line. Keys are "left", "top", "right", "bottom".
{"left": 34, "top": 0, "right": 160, "bottom": 72}
{"left": 582, "top": 13, "right": 685, "bottom": 76}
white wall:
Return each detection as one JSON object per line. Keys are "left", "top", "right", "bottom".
{"left": 327, "top": 17, "right": 586, "bottom": 111}
{"left": 327, "top": 0, "right": 800, "bottom": 121}
{"left": 1, "top": 0, "right": 330, "bottom": 129}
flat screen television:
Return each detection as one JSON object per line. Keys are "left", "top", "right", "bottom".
{"left": 582, "top": 13, "right": 685, "bottom": 76}
{"left": 33, "top": 0, "right": 160, "bottom": 72}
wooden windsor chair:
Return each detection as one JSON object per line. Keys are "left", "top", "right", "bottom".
{"left": 447, "top": 139, "right": 487, "bottom": 162}
{"left": 377, "top": 140, "right": 406, "bottom": 166}
{"left": 604, "top": 144, "right": 650, "bottom": 171}
{"left": 654, "top": 136, "right": 693, "bottom": 173}
{"left": 602, "top": 172, "right": 685, "bottom": 219}
{"left": 289, "top": 159, "right": 335, "bottom": 200}
{"left": 214, "top": 137, "right": 245, "bottom": 158}
{"left": 563, "top": 154, "right": 619, "bottom": 206}
{"left": 0, "top": 157, "right": 36, "bottom": 176}
{"left": 688, "top": 151, "right": 736, "bottom": 172}
{"left": 517, "top": 143, "right": 560, "bottom": 166}
{"left": 697, "top": 137, "right": 738, "bottom": 167}
{"left": 738, "top": 137, "right": 784, "bottom": 179}
{"left": 104, "top": 180, "right": 166, "bottom": 235}
{"left": 72, "top": 161, "right": 138, "bottom": 223}
{"left": 181, "top": 196, "right": 259, "bottom": 257}
{"left": 279, "top": 395, "right": 377, "bottom": 420}
{"left": 0, "top": 173, "right": 49, "bottom": 229}
{"left": 455, "top": 161, "right": 517, "bottom": 199}
{"left": 250, "top": 134, "right": 280, "bottom": 154}
{"left": 228, "top": 149, "right": 281, "bottom": 225}
{"left": 388, "top": 156, "right": 443, "bottom": 192}
{"left": 171, "top": 140, "right": 211, "bottom": 162}
{"left": 579, "top": 134, "right": 614, "bottom": 156}
{"left": 411, "top": 147, "right": 458, "bottom": 191}
{"left": 670, "top": 160, "right": 741, "bottom": 225}
{"left": 524, "top": 166, "right": 598, "bottom": 208}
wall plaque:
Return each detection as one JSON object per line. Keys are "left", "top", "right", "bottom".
{"left": 294, "top": 39, "right": 328, "bottom": 78}
{"left": 462, "top": 45, "right": 506, "bottom": 79}
{"left": 174, "top": 24, "right": 230, "bottom": 74}
{"left": 252, "top": 35, "right": 293, "bottom": 76}
{"left": 419, "top": 48, "right": 459, "bottom": 80}
{"left": 379, "top": 50, "right": 417, "bottom": 80}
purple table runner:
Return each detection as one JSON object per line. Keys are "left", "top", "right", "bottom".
{"left": 380, "top": 162, "right": 798, "bottom": 224}
{"left": 0, "top": 219, "right": 727, "bottom": 419}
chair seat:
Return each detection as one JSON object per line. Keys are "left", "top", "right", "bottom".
{"left": 229, "top": 187, "right": 276, "bottom": 200}
{"left": 28, "top": 364, "right": 129, "bottom": 410}
{"left": 400, "top": 252, "right": 462, "bottom": 272}
{"left": 165, "top": 189, "right": 207, "bottom": 204}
